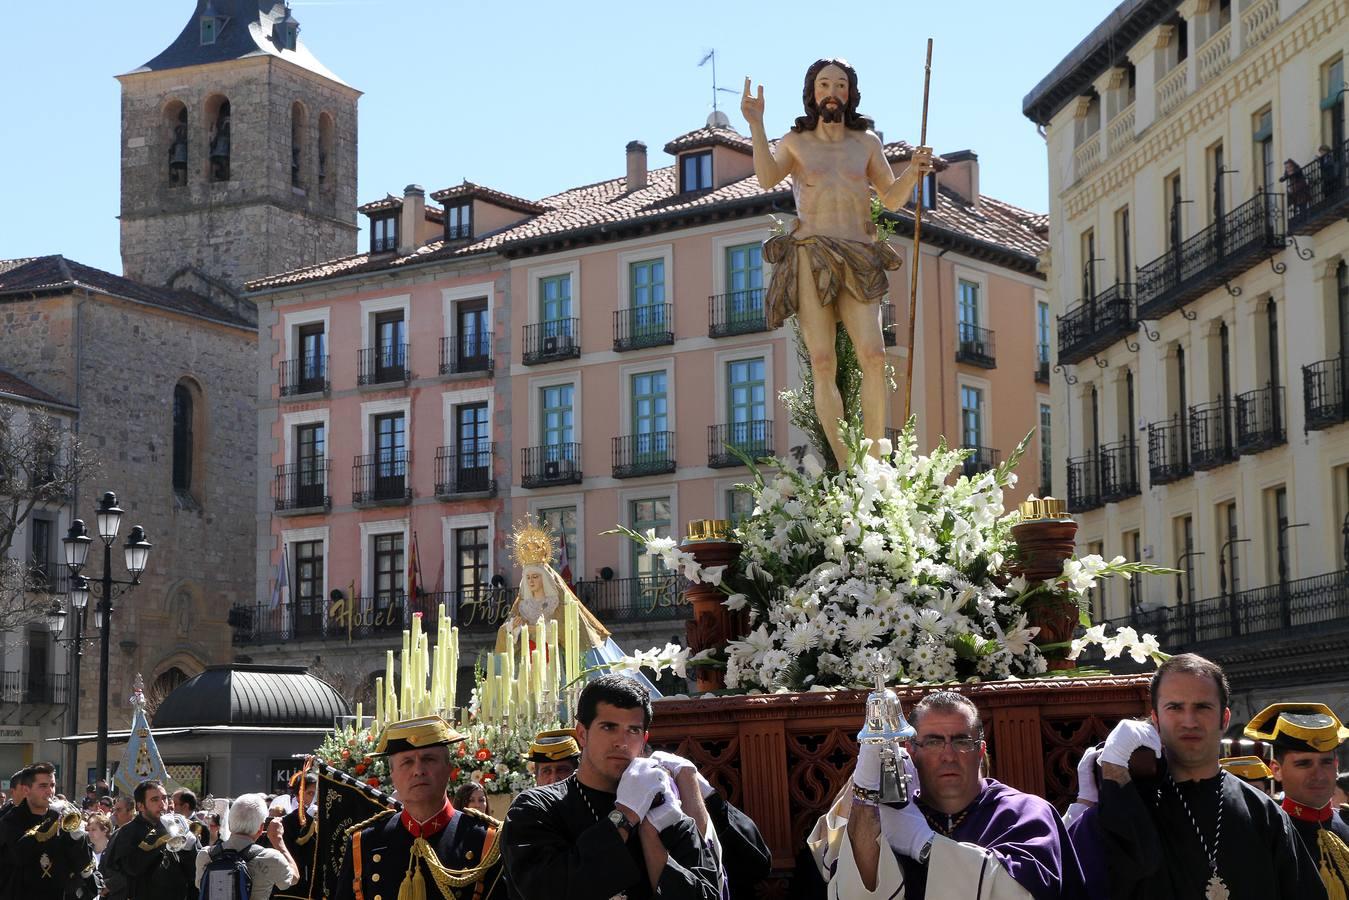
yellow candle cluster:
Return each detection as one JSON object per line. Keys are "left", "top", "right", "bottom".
{"left": 371, "top": 604, "right": 461, "bottom": 732}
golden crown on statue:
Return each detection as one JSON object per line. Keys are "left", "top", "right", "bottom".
{"left": 511, "top": 518, "right": 556, "bottom": 567}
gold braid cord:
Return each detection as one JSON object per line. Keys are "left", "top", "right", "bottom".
{"left": 137, "top": 832, "right": 175, "bottom": 852}
{"left": 396, "top": 809, "right": 503, "bottom": 900}
{"left": 296, "top": 817, "right": 318, "bottom": 846}
{"left": 1319, "top": 829, "right": 1349, "bottom": 900}
{"left": 343, "top": 808, "right": 398, "bottom": 839}
{"left": 23, "top": 816, "right": 60, "bottom": 843}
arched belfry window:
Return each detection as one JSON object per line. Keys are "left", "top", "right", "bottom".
{"left": 173, "top": 384, "right": 194, "bottom": 492}
{"left": 317, "top": 112, "right": 334, "bottom": 188}
{"left": 165, "top": 101, "right": 188, "bottom": 186}
{"left": 291, "top": 102, "right": 306, "bottom": 188}
{"left": 205, "top": 95, "right": 231, "bottom": 182}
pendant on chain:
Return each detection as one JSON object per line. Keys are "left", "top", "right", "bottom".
{"left": 1205, "top": 873, "right": 1229, "bottom": 900}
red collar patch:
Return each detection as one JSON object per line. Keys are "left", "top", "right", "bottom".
{"left": 400, "top": 800, "right": 455, "bottom": 838}
{"left": 1281, "top": 797, "right": 1333, "bottom": 823}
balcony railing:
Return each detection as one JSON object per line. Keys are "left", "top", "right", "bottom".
{"left": 1147, "top": 417, "right": 1191, "bottom": 485}
{"left": 614, "top": 305, "right": 674, "bottom": 352}
{"left": 1035, "top": 356, "right": 1050, "bottom": 383}
{"left": 1188, "top": 399, "right": 1237, "bottom": 470}
{"left": 1242, "top": 0, "right": 1278, "bottom": 49}
{"left": 708, "top": 290, "right": 767, "bottom": 337}
{"left": 1074, "top": 131, "right": 1102, "bottom": 182}
{"left": 0, "top": 671, "right": 67, "bottom": 705}
{"left": 357, "top": 343, "right": 410, "bottom": 386}
{"left": 523, "top": 319, "right": 580, "bottom": 365}
{"left": 1303, "top": 357, "right": 1349, "bottom": 431}
{"left": 435, "top": 443, "right": 496, "bottom": 497}
{"left": 612, "top": 432, "right": 676, "bottom": 479}
{"left": 1106, "top": 568, "right": 1349, "bottom": 650}
{"left": 274, "top": 460, "right": 331, "bottom": 513}
{"left": 352, "top": 451, "right": 410, "bottom": 505}
{"left": 1156, "top": 62, "right": 1188, "bottom": 118}
{"left": 956, "top": 323, "right": 996, "bottom": 368}
{"left": 1235, "top": 384, "right": 1285, "bottom": 454}
{"left": 440, "top": 332, "right": 493, "bottom": 376}
{"left": 1287, "top": 139, "right": 1349, "bottom": 235}
{"left": 27, "top": 561, "right": 67, "bottom": 595}
{"left": 1136, "top": 192, "right": 1286, "bottom": 321}
{"left": 575, "top": 573, "right": 690, "bottom": 624}
{"left": 1098, "top": 439, "right": 1140, "bottom": 503}
{"left": 521, "top": 443, "right": 582, "bottom": 487}
{"left": 278, "top": 355, "right": 329, "bottom": 397}
{"left": 1057, "top": 283, "right": 1135, "bottom": 365}
{"left": 1196, "top": 24, "right": 1231, "bottom": 85}
{"left": 882, "top": 301, "right": 897, "bottom": 347}
{"left": 1107, "top": 104, "right": 1135, "bottom": 155}
{"left": 708, "top": 420, "right": 774, "bottom": 468}
{"left": 960, "top": 445, "right": 999, "bottom": 478}
{"left": 1066, "top": 452, "right": 1101, "bottom": 513}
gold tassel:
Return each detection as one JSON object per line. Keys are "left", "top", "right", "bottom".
{"left": 1318, "top": 829, "right": 1349, "bottom": 900}
{"left": 398, "top": 839, "right": 428, "bottom": 900}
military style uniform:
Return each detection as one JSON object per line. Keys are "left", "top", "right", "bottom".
{"left": 100, "top": 814, "right": 199, "bottom": 900}
{"left": 336, "top": 803, "right": 503, "bottom": 900}
{"left": 0, "top": 801, "right": 95, "bottom": 900}
{"left": 272, "top": 805, "right": 319, "bottom": 899}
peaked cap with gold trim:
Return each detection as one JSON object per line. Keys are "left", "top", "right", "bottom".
{"left": 373, "top": 715, "right": 466, "bottom": 756}
{"left": 528, "top": 727, "right": 580, "bottom": 763}
{"left": 1244, "top": 703, "right": 1349, "bottom": 753}
{"left": 1219, "top": 755, "right": 1273, "bottom": 781}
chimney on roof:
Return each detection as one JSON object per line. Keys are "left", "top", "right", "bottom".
{"left": 399, "top": 184, "right": 424, "bottom": 255}
{"left": 941, "top": 150, "right": 980, "bottom": 210}
{"left": 626, "top": 141, "right": 647, "bottom": 192}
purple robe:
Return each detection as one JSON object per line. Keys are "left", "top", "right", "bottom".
{"left": 1064, "top": 806, "right": 1108, "bottom": 900}
{"left": 900, "top": 778, "right": 1087, "bottom": 900}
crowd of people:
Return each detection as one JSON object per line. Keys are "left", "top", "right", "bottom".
{"left": 2, "top": 654, "right": 1349, "bottom": 899}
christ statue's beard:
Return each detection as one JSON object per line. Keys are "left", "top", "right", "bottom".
{"left": 820, "top": 100, "right": 844, "bottom": 123}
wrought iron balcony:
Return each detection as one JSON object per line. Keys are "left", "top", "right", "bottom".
{"left": 960, "top": 445, "right": 999, "bottom": 478}
{"left": 352, "top": 451, "right": 411, "bottom": 505}
{"left": 440, "top": 333, "right": 493, "bottom": 376}
{"left": 1303, "top": 357, "right": 1349, "bottom": 431}
{"left": 708, "top": 420, "right": 774, "bottom": 468}
{"left": 523, "top": 319, "right": 580, "bottom": 365}
{"left": 882, "top": 301, "right": 897, "bottom": 347}
{"left": 0, "top": 671, "right": 67, "bottom": 705}
{"left": 614, "top": 305, "right": 674, "bottom": 352}
{"left": 357, "top": 343, "right": 410, "bottom": 386}
{"left": 521, "top": 443, "right": 582, "bottom": 487}
{"left": 1066, "top": 452, "right": 1101, "bottom": 513}
{"left": 1035, "top": 356, "right": 1050, "bottom": 384}
{"left": 1147, "top": 417, "right": 1191, "bottom": 485}
{"left": 1056, "top": 283, "right": 1135, "bottom": 365}
{"left": 1287, "top": 140, "right": 1349, "bottom": 235}
{"left": 612, "top": 432, "right": 676, "bottom": 478}
{"left": 956, "top": 323, "right": 996, "bottom": 368}
{"left": 275, "top": 460, "right": 331, "bottom": 513}
{"left": 1098, "top": 439, "right": 1140, "bottom": 503}
{"left": 27, "top": 561, "right": 67, "bottom": 595}
{"left": 708, "top": 289, "right": 767, "bottom": 338}
{"left": 279, "top": 355, "right": 329, "bottom": 397}
{"left": 435, "top": 443, "right": 496, "bottom": 497}
{"left": 1136, "top": 192, "right": 1286, "bottom": 321}
{"left": 1188, "top": 399, "right": 1237, "bottom": 471}
{"left": 1235, "top": 384, "right": 1285, "bottom": 454}
{"left": 575, "top": 573, "right": 690, "bottom": 623}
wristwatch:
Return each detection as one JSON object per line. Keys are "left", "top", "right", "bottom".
{"left": 917, "top": 837, "right": 933, "bottom": 864}
{"left": 607, "top": 809, "right": 630, "bottom": 835}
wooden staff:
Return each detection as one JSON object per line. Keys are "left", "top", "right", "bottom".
{"left": 903, "top": 39, "right": 934, "bottom": 425}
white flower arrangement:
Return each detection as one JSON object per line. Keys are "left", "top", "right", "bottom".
{"left": 613, "top": 424, "right": 1172, "bottom": 692}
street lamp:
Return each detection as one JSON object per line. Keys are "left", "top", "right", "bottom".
{"left": 63, "top": 491, "right": 152, "bottom": 785}
{"left": 54, "top": 575, "right": 90, "bottom": 796}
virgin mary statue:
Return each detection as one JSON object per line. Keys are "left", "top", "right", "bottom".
{"left": 496, "top": 521, "right": 660, "bottom": 696}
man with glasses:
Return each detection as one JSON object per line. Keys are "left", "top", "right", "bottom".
{"left": 819, "top": 690, "right": 1085, "bottom": 899}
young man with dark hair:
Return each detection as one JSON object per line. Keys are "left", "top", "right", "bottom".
{"left": 0, "top": 762, "right": 95, "bottom": 900}
{"left": 823, "top": 690, "right": 1084, "bottom": 899}
{"left": 101, "top": 779, "right": 199, "bottom": 900}
{"left": 0, "top": 768, "right": 32, "bottom": 822}
{"left": 504, "top": 674, "right": 718, "bottom": 900}
{"left": 1094, "top": 653, "right": 1325, "bottom": 899}
{"left": 1244, "top": 703, "right": 1349, "bottom": 895}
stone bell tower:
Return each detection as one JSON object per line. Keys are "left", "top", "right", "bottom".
{"left": 117, "top": 1, "right": 360, "bottom": 296}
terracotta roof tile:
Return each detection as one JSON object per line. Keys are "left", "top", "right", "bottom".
{"left": 430, "top": 182, "right": 551, "bottom": 214}
{"left": 0, "top": 369, "right": 69, "bottom": 408}
{"left": 0, "top": 256, "right": 255, "bottom": 329}
{"left": 662, "top": 125, "right": 754, "bottom": 155}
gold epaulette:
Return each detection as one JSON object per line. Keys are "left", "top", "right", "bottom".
{"left": 344, "top": 808, "right": 398, "bottom": 840}
{"left": 459, "top": 807, "right": 502, "bottom": 830}
{"left": 296, "top": 816, "right": 318, "bottom": 845}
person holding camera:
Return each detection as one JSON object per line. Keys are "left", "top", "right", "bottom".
{"left": 194, "top": 794, "right": 296, "bottom": 900}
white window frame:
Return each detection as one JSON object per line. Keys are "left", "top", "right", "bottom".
{"left": 280, "top": 524, "right": 330, "bottom": 611}
{"left": 714, "top": 344, "right": 775, "bottom": 425}
{"left": 441, "top": 280, "right": 496, "bottom": 342}
{"left": 714, "top": 475, "right": 755, "bottom": 520}
{"left": 527, "top": 494, "right": 585, "bottom": 578}
{"left": 281, "top": 408, "right": 331, "bottom": 466}
{"left": 361, "top": 397, "right": 411, "bottom": 457}
{"left": 527, "top": 260, "right": 582, "bottom": 327}
{"left": 359, "top": 293, "right": 412, "bottom": 351}
{"left": 441, "top": 512, "right": 495, "bottom": 592}
{"left": 957, "top": 373, "right": 992, "bottom": 448}
{"left": 441, "top": 386, "right": 494, "bottom": 448}
{"left": 710, "top": 229, "right": 774, "bottom": 298}
{"left": 282, "top": 307, "right": 331, "bottom": 361}
{"left": 359, "top": 518, "right": 410, "bottom": 598}
{"left": 619, "top": 358, "right": 676, "bottom": 436}
{"left": 617, "top": 244, "right": 674, "bottom": 312}
{"left": 618, "top": 487, "right": 678, "bottom": 579}
{"left": 529, "top": 373, "right": 581, "bottom": 447}
{"left": 953, "top": 265, "right": 988, "bottom": 329}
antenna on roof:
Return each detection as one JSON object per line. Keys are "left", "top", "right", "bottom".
{"left": 699, "top": 49, "right": 739, "bottom": 119}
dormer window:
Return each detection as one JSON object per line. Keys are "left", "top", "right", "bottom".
{"left": 912, "top": 172, "right": 937, "bottom": 210}
{"left": 274, "top": 9, "right": 300, "bottom": 51}
{"left": 446, "top": 203, "right": 472, "bottom": 241}
{"left": 680, "top": 151, "right": 712, "bottom": 193}
{"left": 371, "top": 214, "right": 398, "bottom": 253}
{"left": 200, "top": 16, "right": 218, "bottom": 45}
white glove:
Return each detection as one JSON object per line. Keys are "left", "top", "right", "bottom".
{"left": 1098, "top": 719, "right": 1161, "bottom": 768}
{"left": 649, "top": 750, "right": 716, "bottom": 799}
{"left": 616, "top": 757, "right": 668, "bottom": 821}
{"left": 644, "top": 771, "right": 686, "bottom": 831}
{"left": 879, "top": 801, "right": 935, "bottom": 860}
{"left": 853, "top": 741, "right": 884, "bottom": 791}
{"left": 1076, "top": 745, "right": 1102, "bottom": 804}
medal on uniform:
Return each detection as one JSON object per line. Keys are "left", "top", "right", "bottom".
{"left": 39, "top": 852, "right": 52, "bottom": 878}
{"left": 1205, "top": 873, "right": 1229, "bottom": 899}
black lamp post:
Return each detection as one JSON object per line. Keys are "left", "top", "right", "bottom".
{"left": 49, "top": 579, "right": 89, "bottom": 796}
{"left": 1218, "top": 536, "right": 1251, "bottom": 639}
{"left": 1175, "top": 548, "right": 1204, "bottom": 645}
{"left": 62, "top": 492, "right": 152, "bottom": 784}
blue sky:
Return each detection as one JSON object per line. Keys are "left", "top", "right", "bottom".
{"left": 0, "top": 1, "right": 1118, "bottom": 274}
